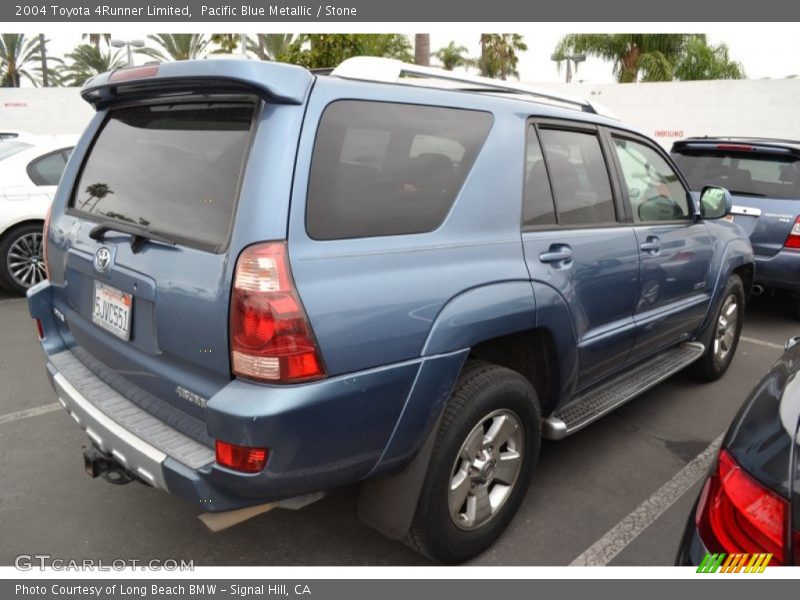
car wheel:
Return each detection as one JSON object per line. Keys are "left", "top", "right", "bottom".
{"left": 0, "top": 223, "right": 47, "bottom": 296}
{"left": 405, "top": 360, "right": 541, "bottom": 563}
{"left": 689, "top": 274, "right": 745, "bottom": 382}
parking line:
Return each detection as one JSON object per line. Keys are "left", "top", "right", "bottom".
{"left": 0, "top": 403, "right": 61, "bottom": 426}
{"left": 570, "top": 433, "right": 724, "bottom": 566}
{"left": 740, "top": 336, "right": 785, "bottom": 351}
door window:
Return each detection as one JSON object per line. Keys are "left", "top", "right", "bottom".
{"left": 539, "top": 128, "right": 617, "bottom": 225}
{"left": 523, "top": 125, "right": 557, "bottom": 226}
{"left": 613, "top": 137, "right": 691, "bottom": 222}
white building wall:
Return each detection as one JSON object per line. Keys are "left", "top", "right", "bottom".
{"left": 0, "top": 87, "right": 93, "bottom": 135}
{"left": 1, "top": 79, "right": 799, "bottom": 150}
{"left": 531, "top": 79, "right": 800, "bottom": 148}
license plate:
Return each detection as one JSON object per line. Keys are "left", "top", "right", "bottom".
{"left": 92, "top": 281, "right": 132, "bottom": 340}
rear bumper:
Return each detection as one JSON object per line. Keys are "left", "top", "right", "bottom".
{"left": 755, "top": 249, "right": 800, "bottom": 294}
{"left": 29, "top": 281, "right": 468, "bottom": 512}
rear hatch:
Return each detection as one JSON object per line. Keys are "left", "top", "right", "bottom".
{"left": 672, "top": 140, "right": 800, "bottom": 256}
{"left": 46, "top": 62, "right": 312, "bottom": 443}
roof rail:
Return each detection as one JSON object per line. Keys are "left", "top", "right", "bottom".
{"left": 330, "top": 56, "right": 608, "bottom": 116}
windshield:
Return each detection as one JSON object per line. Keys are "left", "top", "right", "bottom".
{"left": 672, "top": 150, "right": 800, "bottom": 199}
{"left": 0, "top": 141, "right": 32, "bottom": 161}
{"left": 71, "top": 101, "right": 256, "bottom": 252}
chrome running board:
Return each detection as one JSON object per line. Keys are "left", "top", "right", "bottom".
{"left": 543, "top": 342, "right": 705, "bottom": 440}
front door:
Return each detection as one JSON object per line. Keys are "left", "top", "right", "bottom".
{"left": 608, "top": 133, "right": 714, "bottom": 358}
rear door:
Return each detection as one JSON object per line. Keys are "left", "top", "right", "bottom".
{"left": 521, "top": 120, "right": 640, "bottom": 390}
{"left": 50, "top": 98, "right": 259, "bottom": 435}
{"left": 609, "top": 131, "right": 713, "bottom": 356}
{"left": 672, "top": 143, "right": 800, "bottom": 256}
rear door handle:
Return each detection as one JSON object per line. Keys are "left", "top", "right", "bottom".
{"left": 539, "top": 245, "right": 573, "bottom": 265}
{"left": 640, "top": 237, "right": 661, "bottom": 255}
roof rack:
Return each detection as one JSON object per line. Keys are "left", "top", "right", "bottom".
{"left": 330, "top": 57, "right": 610, "bottom": 117}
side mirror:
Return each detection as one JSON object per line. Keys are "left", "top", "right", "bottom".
{"left": 699, "top": 186, "right": 733, "bottom": 220}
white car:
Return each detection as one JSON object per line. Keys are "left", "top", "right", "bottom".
{"left": 0, "top": 135, "right": 76, "bottom": 294}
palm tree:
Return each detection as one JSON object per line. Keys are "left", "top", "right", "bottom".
{"left": 0, "top": 34, "right": 43, "bottom": 87}
{"left": 59, "top": 44, "right": 126, "bottom": 86}
{"left": 434, "top": 41, "right": 471, "bottom": 71}
{"left": 247, "top": 34, "right": 294, "bottom": 61}
{"left": 478, "top": 34, "right": 528, "bottom": 80}
{"left": 553, "top": 34, "right": 699, "bottom": 83}
{"left": 38, "top": 34, "right": 49, "bottom": 87}
{"left": 81, "top": 34, "right": 111, "bottom": 50}
{"left": 674, "top": 38, "right": 745, "bottom": 81}
{"left": 414, "top": 34, "right": 430, "bottom": 66}
{"left": 210, "top": 34, "right": 240, "bottom": 54}
{"left": 137, "top": 34, "right": 210, "bottom": 62}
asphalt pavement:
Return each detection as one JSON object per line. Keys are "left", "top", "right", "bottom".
{"left": 0, "top": 288, "right": 793, "bottom": 566}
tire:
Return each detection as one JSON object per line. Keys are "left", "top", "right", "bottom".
{"left": 689, "top": 274, "right": 745, "bottom": 382}
{"left": 405, "top": 360, "right": 541, "bottom": 563}
{"left": 0, "top": 223, "right": 46, "bottom": 296}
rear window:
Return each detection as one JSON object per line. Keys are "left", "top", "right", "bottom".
{"left": 306, "top": 100, "right": 493, "bottom": 240}
{"left": 71, "top": 101, "right": 256, "bottom": 252}
{"left": 672, "top": 150, "right": 800, "bottom": 199}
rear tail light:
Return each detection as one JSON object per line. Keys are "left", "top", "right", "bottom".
{"left": 785, "top": 217, "right": 800, "bottom": 249}
{"left": 34, "top": 318, "right": 44, "bottom": 340}
{"left": 230, "top": 242, "right": 325, "bottom": 383}
{"left": 716, "top": 144, "right": 753, "bottom": 152}
{"left": 108, "top": 65, "right": 159, "bottom": 82}
{"left": 42, "top": 202, "right": 52, "bottom": 279}
{"left": 696, "top": 449, "right": 800, "bottom": 565}
{"left": 215, "top": 440, "right": 268, "bottom": 473}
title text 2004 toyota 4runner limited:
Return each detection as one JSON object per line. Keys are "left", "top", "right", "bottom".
{"left": 28, "top": 57, "right": 754, "bottom": 563}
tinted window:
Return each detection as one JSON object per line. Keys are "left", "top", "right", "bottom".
{"left": 28, "top": 150, "right": 69, "bottom": 186}
{"left": 523, "top": 126, "right": 556, "bottom": 226}
{"left": 539, "top": 129, "right": 616, "bottom": 225}
{"left": 72, "top": 102, "right": 255, "bottom": 252}
{"left": 306, "top": 101, "right": 493, "bottom": 240}
{"left": 672, "top": 150, "right": 800, "bottom": 199}
{"left": 613, "top": 138, "right": 691, "bottom": 222}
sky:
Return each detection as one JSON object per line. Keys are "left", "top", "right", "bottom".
{"left": 35, "top": 28, "right": 800, "bottom": 84}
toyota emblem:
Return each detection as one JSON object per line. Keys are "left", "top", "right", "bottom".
{"left": 94, "top": 247, "right": 112, "bottom": 272}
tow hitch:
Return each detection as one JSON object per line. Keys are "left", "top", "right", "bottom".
{"left": 83, "top": 446, "right": 135, "bottom": 485}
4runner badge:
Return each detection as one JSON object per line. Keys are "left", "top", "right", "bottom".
{"left": 176, "top": 386, "right": 208, "bottom": 409}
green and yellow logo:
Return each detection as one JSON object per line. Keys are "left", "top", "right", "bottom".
{"left": 697, "top": 552, "right": 772, "bottom": 573}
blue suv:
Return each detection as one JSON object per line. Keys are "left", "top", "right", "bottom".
{"left": 672, "top": 137, "right": 800, "bottom": 319}
{"left": 28, "top": 57, "right": 754, "bottom": 563}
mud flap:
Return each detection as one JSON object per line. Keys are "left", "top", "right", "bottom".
{"left": 357, "top": 414, "right": 441, "bottom": 540}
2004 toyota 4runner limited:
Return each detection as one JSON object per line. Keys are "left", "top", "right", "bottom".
{"left": 28, "top": 57, "right": 754, "bottom": 563}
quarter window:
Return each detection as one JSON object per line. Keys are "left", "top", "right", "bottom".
{"left": 28, "top": 150, "right": 70, "bottom": 186}
{"left": 306, "top": 100, "right": 493, "bottom": 240}
{"left": 613, "top": 137, "right": 691, "bottom": 222}
{"left": 539, "top": 128, "right": 616, "bottom": 225}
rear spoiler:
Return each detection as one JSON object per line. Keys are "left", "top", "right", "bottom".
{"left": 81, "top": 59, "right": 314, "bottom": 109}
{"left": 672, "top": 139, "right": 800, "bottom": 158}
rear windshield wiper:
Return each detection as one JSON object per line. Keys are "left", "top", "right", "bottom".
{"left": 88, "top": 221, "right": 178, "bottom": 254}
